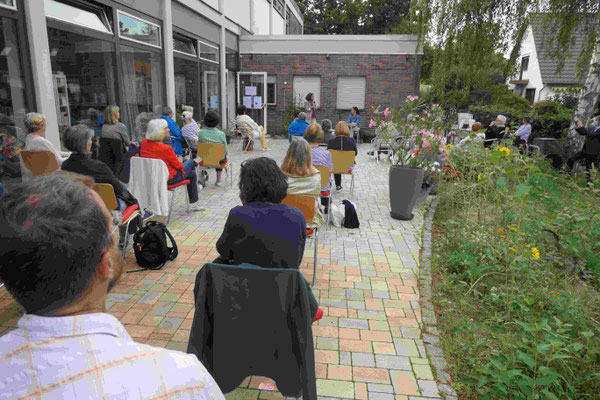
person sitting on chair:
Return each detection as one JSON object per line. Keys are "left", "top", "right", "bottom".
{"left": 181, "top": 110, "right": 199, "bottom": 154}
{"left": 235, "top": 104, "right": 269, "bottom": 151}
{"left": 281, "top": 138, "right": 324, "bottom": 229}
{"left": 304, "top": 123, "right": 333, "bottom": 214}
{"left": 216, "top": 157, "right": 305, "bottom": 269}
{"left": 484, "top": 114, "right": 508, "bottom": 148}
{"left": 23, "top": 112, "right": 70, "bottom": 166}
{"left": 100, "top": 105, "right": 139, "bottom": 155}
{"left": 347, "top": 106, "right": 361, "bottom": 141}
{"left": 321, "top": 118, "right": 334, "bottom": 143}
{"left": 287, "top": 111, "right": 309, "bottom": 143}
{"left": 161, "top": 106, "right": 185, "bottom": 157}
{"left": 61, "top": 124, "right": 153, "bottom": 249}
{"left": 140, "top": 119, "right": 204, "bottom": 212}
{"left": 0, "top": 173, "right": 224, "bottom": 399}
{"left": 568, "top": 117, "right": 600, "bottom": 188}
{"left": 512, "top": 116, "right": 532, "bottom": 148}
{"left": 197, "top": 110, "right": 228, "bottom": 188}
{"left": 327, "top": 121, "right": 357, "bottom": 191}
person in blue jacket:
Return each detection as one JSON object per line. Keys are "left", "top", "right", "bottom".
{"left": 287, "top": 111, "right": 309, "bottom": 143}
{"left": 160, "top": 106, "right": 184, "bottom": 156}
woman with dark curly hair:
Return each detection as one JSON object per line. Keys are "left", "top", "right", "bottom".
{"left": 215, "top": 157, "right": 306, "bottom": 269}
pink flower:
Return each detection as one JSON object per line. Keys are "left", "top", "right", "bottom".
{"left": 383, "top": 108, "right": 391, "bottom": 119}
{"left": 421, "top": 117, "right": 425, "bottom": 121}
{"left": 373, "top": 109, "right": 379, "bottom": 114}
{"left": 448, "top": 131, "right": 456, "bottom": 137}
{"left": 369, "top": 119, "right": 376, "bottom": 128}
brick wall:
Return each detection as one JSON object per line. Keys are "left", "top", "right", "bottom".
{"left": 240, "top": 53, "right": 421, "bottom": 136}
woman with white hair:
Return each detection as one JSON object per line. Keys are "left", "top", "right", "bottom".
{"left": 140, "top": 119, "right": 204, "bottom": 211}
{"left": 484, "top": 114, "right": 508, "bottom": 148}
{"left": 181, "top": 110, "right": 199, "bottom": 152}
{"left": 23, "top": 112, "right": 70, "bottom": 165}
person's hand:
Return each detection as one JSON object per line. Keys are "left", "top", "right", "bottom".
{"left": 131, "top": 141, "right": 139, "bottom": 147}
{"left": 576, "top": 120, "right": 583, "bottom": 127}
{"left": 489, "top": 121, "right": 495, "bottom": 126}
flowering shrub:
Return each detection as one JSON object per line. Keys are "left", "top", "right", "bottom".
{"left": 369, "top": 96, "right": 451, "bottom": 179}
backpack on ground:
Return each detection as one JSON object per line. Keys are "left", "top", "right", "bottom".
{"left": 342, "top": 200, "right": 360, "bottom": 229}
{"left": 132, "top": 221, "right": 178, "bottom": 270}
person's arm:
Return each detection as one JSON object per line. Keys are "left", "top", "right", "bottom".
{"left": 347, "top": 114, "right": 352, "bottom": 124}
{"left": 356, "top": 114, "right": 360, "bottom": 125}
{"left": 349, "top": 137, "right": 358, "bottom": 155}
{"left": 165, "top": 146, "right": 184, "bottom": 172}
{"left": 514, "top": 125, "right": 525, "bottom": 139}
{"left": 118, "top": 123, "right": 131, "bottom": 148}
{"left": 327, "top": 153, "right": 333, "bottom": 174}
{"left": 216, "top": 211, "right": 242, "bottom": 262}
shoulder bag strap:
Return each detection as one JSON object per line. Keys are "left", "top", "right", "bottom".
{"left": 162, "top": 226, "right": 179, "bottom": 261}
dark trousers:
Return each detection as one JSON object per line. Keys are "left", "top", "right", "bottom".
{"left": 168, "top": 159, "right": 199, "bottom": 203}
{"left": 334, "top": 174, "right": 342, "bottom": 187}
{"left": 567, "top": 152, "right": 599, "bottom": 184}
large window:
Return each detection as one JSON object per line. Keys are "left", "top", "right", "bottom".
{"left": 48, "top": 28, "right": 117, "bottom": 136}
{"left": 267, "top": 76, "right": 276, "bottom": 105}
{"left": 0, "top": 14, "right": 30, "bottom": 144}
{"left": 174, "top": 56, "right": 200, "bottom": 122}
{"left": 0, "top": 0, "right": 16, "bottom": 10}
{"left": 336, "top": 76, "right": 366, "bottom": 110}
{"left": 525, "top": 88, "right": 536, "bottom": 105}
{"left": 202, "top": 63, "right": 219, "bottom": 114}
{"left": 199, "top": 40, "right": 219, "bottom": 63}
{"left": 293, "top": 76, "right": 320, "bottom": 107}
{"left": 119, "top": 45, "right": 163, "bottom": 142}
{"left": 45, "top": 0, "right": 112, "bottom": 34}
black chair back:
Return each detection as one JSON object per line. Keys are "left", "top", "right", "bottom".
{"left": 98, "top": 137, "right": 128, "bottom": 182}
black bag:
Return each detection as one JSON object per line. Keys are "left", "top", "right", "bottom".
{"left": 132, "top": 221, "right": 178, "bottom": 270}
{"left": 342, "top": 200, "right": 360, "bottom": 229}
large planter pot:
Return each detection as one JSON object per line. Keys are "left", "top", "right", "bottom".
{"left": 389, "top": 165, "right": 424, "bottom": 221}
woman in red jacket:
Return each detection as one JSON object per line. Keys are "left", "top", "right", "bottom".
{"left": 140, "top": 119, "right": 204, "bottom": 211}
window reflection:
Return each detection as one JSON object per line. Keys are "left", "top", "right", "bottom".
{"left": 118, "top": 12, "right": 161, "bottom": 48}
{"left": 119, "top": 45, "right": 163, "bottom": 142}
{"left": 174, "top": 57, "right": 200, "bottom": 122}
{"left": 48, "top": 28, "right": 117, "bottom": 144}
{"left": 201, "top": 63, "right": 219, "bottom": 119}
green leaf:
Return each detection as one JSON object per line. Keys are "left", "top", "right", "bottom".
{"left": 571, "top": 343, "right": 584, "bottom": 351}
{"left": 582, "top": 331, "right": 594, "bottom": 339}
{"left": 535, "top": 374, "right": 558, "bottom": 386}
{"left": 515, "top": 183, "right": 531, "bottom": 198}
{"left": 542, "top": 389, "right": 560, "bottom": 400}
{"left": 536, "top": 343, "right": 552, "bottom": 354}
{"left": 517, "top": 351, "right": 535, "bottom": 369}
{"left": 496, "top": 176, "right": 507, "bottom": 189}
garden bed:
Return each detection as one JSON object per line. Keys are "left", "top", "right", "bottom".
{"left": 431, "top": 143, "right": 600, "bottom": 399}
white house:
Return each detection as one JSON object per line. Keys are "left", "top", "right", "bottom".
{"left": 508, "top": 16, "right": 590, "bottom": 104}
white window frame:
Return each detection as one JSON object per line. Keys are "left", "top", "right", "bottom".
{"left": 0, "top": 0, "right": 16, "bottom": 11}
{"left": 198, "top": 40, "right": 219, "bottom": 64}
{"left": 173, "top": 34, "right": 196, "bottom": 57}
{"left": 45, "top": 0, "right": 113, "bottom": 35}
{"left": 117, "top": 10, "right": 161, "bottom": 49}
{"left": 336, "top": 76, "right": 366, "bottom": 110}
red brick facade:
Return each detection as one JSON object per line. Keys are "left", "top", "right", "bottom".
{"left": 240, "top": 53, "right": 421, "bottom": 136}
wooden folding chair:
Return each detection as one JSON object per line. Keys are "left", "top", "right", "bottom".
{"left": 328, "top": 149, "right": 356, "bottom": 194}
{"left": 92, "top": 183, "right": 141, "bottom": 259}
{"left": 20, "top": 151, "right": 59, "bottom": 177}
{"left": 196, "top": 142, "right": 233, "bottom": 186}
{"left": 314, "top": 165, "right": 332, "bottom": 227}
{"left": 237, "top": 123, "right": 254, "bottom": 151}
{"left": 282, "top": 193, "right": 318, "bottom": 288}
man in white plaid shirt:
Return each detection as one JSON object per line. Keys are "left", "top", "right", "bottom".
{"left": 0, "top": 172, "right": 224, "bottom": 399}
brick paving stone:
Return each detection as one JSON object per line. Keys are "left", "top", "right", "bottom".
{"left": 352, "top": 367, "right": 390, "bottom": 384}
{"left": 393, "top": 339, "right": 420, "bottom": 357}
{"left": 368, "top": 383, "right": 395, "bottom": 393}
{"left": 351, "top": 352, "right": 375, "bottom": 367}
{"left": 369, "top": 393, "right": 396, "bottom": 400}
{"left": 390, "top": 370, "right": 420, "bottom": 396}
{"left": 376, "top": 355, "right": 412, "bottom": 370}
{"left": 316, "top": 379, "right": 355, "bottom": 398}
{"left": 328, "top": 365, "right": 353, "bottom": 381}
{"left": 339, "top": 318, "right": 369, "bottom": 329}
{"left": 373, "top": 342, "right": 397, "bottom": 355}
{"left": 413, "top": 364, "right": 434, "bottom": 380}
{"left": 417, "top": 380, "right": 440, "bottom": 398}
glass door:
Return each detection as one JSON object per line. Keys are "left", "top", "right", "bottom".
{"left": 237, "top": 72, "right": 267, "bottom": 133}
{"left": 225, "top": 69, "right": 236, "bottom": 131}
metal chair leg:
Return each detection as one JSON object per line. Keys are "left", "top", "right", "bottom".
{"left": 185, "top": 187, "right": 190, "bottom": 213}
{"left": 312, "top": 228, "right": 318, "bottom": 288}
{"left": 167, "top": 189, "right": 175, "bottom": 225}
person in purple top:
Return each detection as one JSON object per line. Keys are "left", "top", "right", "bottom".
{"left": 215, "top": 157, "right": 307, "bottom": 269}
{"left": 304, "top": 123, "right": 333, "bottom": 212}
{"left": 512, "top": 116, "right": 532, "bottom": 148}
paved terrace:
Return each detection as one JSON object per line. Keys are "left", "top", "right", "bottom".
{"left": 0, "top": 138, "right": 440, "bottom": 400}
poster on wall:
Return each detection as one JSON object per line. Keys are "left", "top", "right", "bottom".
{"left": 252, "top": 96, "right": 262, "bottom": 110}
{"left": 245, "top": 86, "right": 257, "bottom": 96}
{"left": 210, "top": 95, "right": 219, "bottom": 108}
{"left": 243, "top": 96, "right": 253, "bottom": 109}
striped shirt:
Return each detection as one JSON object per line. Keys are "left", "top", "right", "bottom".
{"left": 0, "top": 313, "right": 224, "bottom": 400}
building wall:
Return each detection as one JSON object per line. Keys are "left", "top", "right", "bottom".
{"left": 241, "top": 53, "right": 421, "bottom": 136}
{"left": 509, "top": 25, "right": 544, "bottom": 102}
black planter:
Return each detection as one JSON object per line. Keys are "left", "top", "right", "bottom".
{"left": 389, "top": 165, "right": 424, "bottom": 221}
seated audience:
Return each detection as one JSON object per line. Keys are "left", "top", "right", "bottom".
{"left": 304, "top": 123, "right": 333, "bottom": 212}
{"left": 23, "top": 112, "right": 70, "bottom": 166}
{"left": 100, "top": 105, "right": 138, "bottom": 154}
{"left": 0, "top": 172, "right": 224, "bottom": 399}
{"left": 140, "top": 119, "right": 204, "bottom": 211}
{"left": 235, "top": 104, "right": 269, "bottom": 151}
{"left": 458, "top": 122, "right": 486, "bottom": 147}
{"left": 197, "top": 110, "right": 228, "bottom": 187}
{"left": 281, "top": 138, "right": 324, "bottom": 229}
{"left": 321, "top": 119, "right": 334, "bottom": 143}
{"left": 288, "top": 111, "right": 309, "bottom": 143}
{"left": 61, "top": 124, "right": 152, "bottom": 248}
{"left": 484, "top": 114, "right": 508, "bottom": 148}
{"left": 161, "top": 106, "right": 185, "bottom": 156}
{"left": 327, "top": 121, "right": 357, "bottom": 191}
{"left": 181, "top": 110, "right": 199, "bottom": 152}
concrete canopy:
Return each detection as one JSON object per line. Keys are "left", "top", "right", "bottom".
{"left": 240, "top": 34, "right": 422, "bottom": 55}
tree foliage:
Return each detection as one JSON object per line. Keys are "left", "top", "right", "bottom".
{"left": 295, "top": 0, "right": 410, "bottom": 34}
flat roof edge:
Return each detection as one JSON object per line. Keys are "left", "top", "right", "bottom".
{"left": 240, "top": 34, "right": 420, "bottom": 41}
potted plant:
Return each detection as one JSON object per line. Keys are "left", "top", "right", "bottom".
{"left": 370, "top": 97, "right": 448, "bottom": 220}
